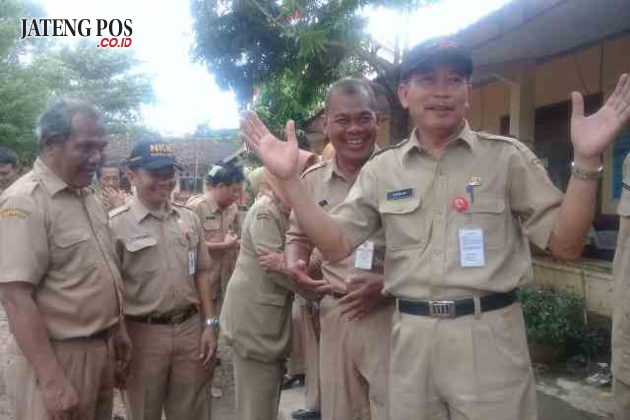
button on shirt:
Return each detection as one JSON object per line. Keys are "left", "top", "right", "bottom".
{"left": 331, "top": 122, "right": 564, "bottom": 299}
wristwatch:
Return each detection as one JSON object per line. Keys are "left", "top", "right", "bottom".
{"left": 571, "top": 161, "right": 604, "bottom": 181}
{"left": 205, "top": 316, "right": 220, "bottom": 329}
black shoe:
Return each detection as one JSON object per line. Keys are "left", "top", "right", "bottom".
{"left": 291, "top": 409, "right": 321, "bottom": 419}
{"left": 281, "top": 374, "right": 305, "bottom": 389}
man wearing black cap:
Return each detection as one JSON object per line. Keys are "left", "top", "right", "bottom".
{"left": 109, "top": 141, "right": 216, "bottom": 419}
{"left": 241, "top": 35, "right": 630, "bottom": 419}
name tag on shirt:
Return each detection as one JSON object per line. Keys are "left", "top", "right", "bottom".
{"left": 354, "top": 241, "right": 374, "bottom": 270}
{"left": 458, "top": 228, "right": 485, "bottom": 268}
{"left": 189, "top": 251, "right": 197, "bottom": 275}
{"left": 386, "top": 188, "right": 413, "bottom": 201}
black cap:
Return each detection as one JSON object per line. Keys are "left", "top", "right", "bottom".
{"left": 127, "top": 141, "right": 182, "bottom": 170}
{"left": 401, "top": 37, "right": 473, "bottom": 80}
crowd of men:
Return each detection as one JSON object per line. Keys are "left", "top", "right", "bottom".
{"left": 0, "top": 38, "right": 628, "bottom": 420}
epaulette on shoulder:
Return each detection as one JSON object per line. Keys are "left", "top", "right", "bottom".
{"left": 185, "top": 194, "right": 204, "bottom": 206}
{"left": 476, "top": 131, "right": 525, "bottom": 148}
{"left": 300, "top": 160, "right": 328, "bottom": 179}
{"left": 371, "top": 137, "right": 412, "bottom": 159}
{"left": 173, "top": 201, "right": 195, "bottom": 213}
{"left": 108, "top": 204, "right": 130, "bottom": 219}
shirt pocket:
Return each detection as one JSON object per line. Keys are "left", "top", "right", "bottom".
{"left": 51, "top": 230, "right": 92, "bottom": 268}
{"left": 254, "top": 293, "right": 290, "bottom": 340}
{"left": 467, "top": 198, "right": 507, "bottom": 248}
{"left": 379, "top": 196, "right": 424, "bottom": 251}
{"left": 123, "top": 236, "right": 159, "bottom": 274}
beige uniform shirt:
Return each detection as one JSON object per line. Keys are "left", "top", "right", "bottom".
{"left": 186, "top": 194, "right": 239, "bottom": 285}
{"left": 221, "top": 194, "right": 296, "bottom": 363}
{"left": 331, "top": 122, "right": 564, "bottom": 299}
{"left": 109, "top": 197, "right": 211, "bottom": 317}
{"left": 0, "top": 159, "right": 122, "bottom": 339}
{"left": 286, "top": 158, "right": 385, "bottom": 294}
{"left": 612, "top": 154, "right": 630, "bottom": 382}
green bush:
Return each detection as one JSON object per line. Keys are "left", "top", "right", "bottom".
{"left": 520, "top": 285, "right": 585, "bottom": 349}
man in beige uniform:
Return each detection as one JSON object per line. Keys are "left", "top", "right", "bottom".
{"left": 96, "top": 163, "right": 129, "bottom": 212}
{"left": 285, "top": 79, "right": 392, "bottom": 420}
{"left": 186, "top": 164, "right": 244, "bottom": 305}
{"left": 0, "top": 145, "right": 18, "bottom": 195}
{"left": 612, "top": 153, "right": 630, "bottom": 419}
{"left": 0, "top": 98, "right": 130, "bottom": 420}
{"left": 186, "top": 164, "right": 244, "bottom": 397}
{"left": 242, "top": 38, "right": 630, "bottom": 419}
{"left": 110, "top": 141, "right": 216, "bottom": 420}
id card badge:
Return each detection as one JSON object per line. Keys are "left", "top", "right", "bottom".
{"left": 189, "top": 251, "right": 197, "bottom": 275}
{"left": 354, "top": 241, "right": 375, "bottom": 270}
{"left": 458, "top": 226, "right": 486, "bottom": 267}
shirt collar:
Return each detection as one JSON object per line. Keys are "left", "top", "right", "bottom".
{"left": 324, "top": 144, "right": 380, "bottom": 183}
{"left": 130, "top": 196, "right": 177, "bottom": 223}
{"left": 403, "top": 120, "right": 476, "bottom": 160}
{"left": 33, "top": 158, "right": 87, "bottom": 197}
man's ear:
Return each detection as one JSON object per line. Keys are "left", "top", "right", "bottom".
{"left": 398, "top": 82, "right": 410, "bottom": 110}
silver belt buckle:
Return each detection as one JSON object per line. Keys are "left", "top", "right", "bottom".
{"left": 429, "top": 300, "right": 456, "bottom": 318}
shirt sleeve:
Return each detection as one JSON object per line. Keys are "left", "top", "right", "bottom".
{"left": 249, "top": 203, "right": 296, "bottom": 292}
{"left": 619, "top": 153, "right": 630, "bottom": 217}
{"left": 330, "top": 159, "right": 382, "bottom": 250}
{"left": 285, "top": 176, "right": 316, "bottom": 253}
{"left": 0, "top": 194, "right": 49, "bottom": 285}
{"left": 193, "top": 212, "right": 212, "bottom": 271}
{"left": 508, "top": 144, "right": 564, "bottom": 250}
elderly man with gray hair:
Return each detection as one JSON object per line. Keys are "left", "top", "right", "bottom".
{"left": 0, "top": 98, "right": 130, "bottom": 420}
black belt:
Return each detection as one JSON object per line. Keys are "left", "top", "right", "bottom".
{"left": 126, "top": 306, "right": 198, "bottom": 325}
{"left": 397, "top": 290, "right": 518, "bottom": 318}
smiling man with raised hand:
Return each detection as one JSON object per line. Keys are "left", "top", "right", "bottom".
{"left": 241, "top": 37, "right": 630, "bottom": 420}
{"left": 0, "top": 98, "right": 130, "bottom": 420}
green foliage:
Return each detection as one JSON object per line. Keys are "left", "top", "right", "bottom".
{"left": 520, "top": 285, "right": 585, "bottom": 349}
{"left": 191, "top": 0, "right": 432, "bottom": 129}
{"left": 0, "top": 1, "right": 155, "bottom": 162}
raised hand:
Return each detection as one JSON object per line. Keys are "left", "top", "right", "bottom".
{"left": 240, "top": 111, "right": 300, "bottom": 180}
{"left": 571, "top": 73, "right": 630, "bottom": 162}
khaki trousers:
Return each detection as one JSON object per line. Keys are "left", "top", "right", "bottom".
{"left": 233, "top": 352, "right": 285, "bottom": 420}
{"left": 389, "top": 302, "right": 537, "bottom": 420}
{"left": 299, "top": 298, "right": 321, "bottom": 411}
{"left": 6, "top": 335, "right": 114, "bottom": 420}
{"left": 615, "top": 379, "right": 630, "bottom": 420}
{"left": 320, "top": 297, "right": 393, "bottom": 420}
{"left": 124, "top": 316, "right": 211, "bottom": 420}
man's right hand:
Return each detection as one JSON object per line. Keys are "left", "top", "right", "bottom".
{"left": 40, "top": 373, "right": 80, "bottom": 420}
{"left": 240, "top": 111, "right": 300, "bottom": 181}
{"left": 288, "top": 259, "right": 332, "bottom": 297}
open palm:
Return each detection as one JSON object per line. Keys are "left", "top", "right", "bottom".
{"left": 571, "top": 73, "right": 630, "bottom": 159}
{"left": 240, "top": 111, "right": 300, "bottom": 180}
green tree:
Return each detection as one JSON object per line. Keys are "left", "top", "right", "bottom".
{"left": 191, "top": 0, "right": 430, "bottom": 137}
{"left": 0, "top": 1, "right": 155, "bottom": 161}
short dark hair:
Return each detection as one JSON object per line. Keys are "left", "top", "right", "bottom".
{"left": 206, "top": 164, "right": 245, "bottom": 186}
{"left": 37, "top": 98, "right": 101, "bottom": 151}
{"left": 0, "top": 146, "right": 18, "bottom": 167}
{"left": 325, "top": 78, "right": 377, "bottom": 113}
{"left": 96, "top": 164, "right": 119, "bottom": 180}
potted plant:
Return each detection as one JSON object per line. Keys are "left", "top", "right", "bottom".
{"left": 520, "top": 285, "right": 585, "bottom": 364}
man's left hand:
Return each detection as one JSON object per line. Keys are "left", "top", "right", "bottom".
{"left": 112, "top": 323, "right": 132, "bottom": 389}
{"left": 571, "top": 73, "right": 630, "bottom": 164}
{"left": 199, "top": 327, "right": 217, "bottom": 371}
{"left": 338, "top": 272, "right": 385, "bottom": 322}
